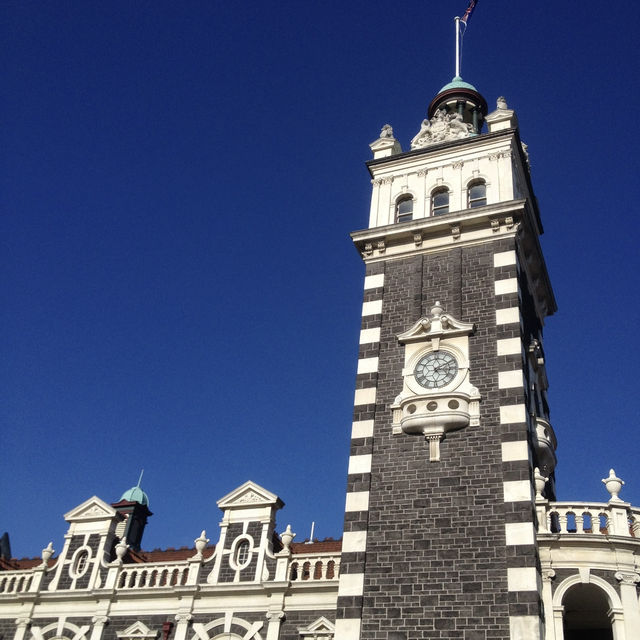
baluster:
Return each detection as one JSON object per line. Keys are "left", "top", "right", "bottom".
{"left": 576, "top": 512, "right": 584, "bottom": 534}
{"left": 599, "top": 512, "right": 608, "bottom": 535}
{"left": 558, "top": 510, "right": 568, "bottom": 533}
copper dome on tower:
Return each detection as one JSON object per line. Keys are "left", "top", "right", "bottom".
{"left": 428, "top": 76, "right": 488, "bottom": 134}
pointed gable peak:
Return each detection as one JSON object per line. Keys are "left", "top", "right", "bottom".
{"left": 116, "top": 622, "right": 158, "bottom": 639}
{"left": 217, "top": 480, "right": 284, "bottom": 510}
{"left": 298, "top": 617, "right": 335, "bottom": 636}
{"left": 64, "top": 496, "right": 117, "bottom": 522}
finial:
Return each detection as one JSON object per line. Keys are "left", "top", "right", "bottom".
{"left": 114, "top": 540, "right": 129, "bottom": 564}
{"left": 430, "top": 301, "right": 444, "bottom": 318}
{"left": 280, "top": 524, "right": 296, "bottom": 550}
{"left": 193, "top": 530, "right": 210, "bottom": 560}
{"left": 497, "top": 96, "right": 508, "bottom": 110}
{"left": 602, "top": 468, "right": 625, "bottom": 502}
{"left": 41, "top": 541, "right": 55, "bottom": 567}
{"left": 136, "top": 469, "right": 144, "bottom": 488}
{"left": 534, "top": 467, "right": 548, "bottom": 500}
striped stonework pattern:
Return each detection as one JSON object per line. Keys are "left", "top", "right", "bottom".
{"left": 334, "top": 262, "right": 384, "bottom": 640}
{"left": 494, "top": 248, "right": 543, "bottom": 639}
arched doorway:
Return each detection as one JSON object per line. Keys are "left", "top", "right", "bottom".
{"left": 562, "top": 583, "right": 613, "bottom": 640}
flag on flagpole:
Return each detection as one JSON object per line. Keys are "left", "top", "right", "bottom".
{"left": 460, "top": 0, "right": 478, "bottom": 26}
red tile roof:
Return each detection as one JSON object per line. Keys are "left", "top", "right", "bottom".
{"left": 1, "top": 538, "right": 342, "bottom": 570}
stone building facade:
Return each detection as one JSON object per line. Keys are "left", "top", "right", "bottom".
{"left": 1, "top": 78, "right": 639, "bottom": 640}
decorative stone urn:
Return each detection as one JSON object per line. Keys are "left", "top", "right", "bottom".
{"left": 40, "top": 541, "right": 55, "bottom": 568}
{"left": 114, "top": 540, "right": 129, "bottom": 564}
{"left": 534, "top": 468, "right": 548, "bottom": 500}
{"left": 193, "top": 530, "right": 209, "bottom": 560}
{"left": 602, "top": 469, "right": 624, "bottom": 502}
{"left": 280, "top": 524, "right": 295, "bottom": 551}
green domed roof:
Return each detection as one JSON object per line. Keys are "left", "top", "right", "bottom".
{"left": 438, "top": 76, "right": 478, "bottom": 93}
{"left": 120, "top": 485, "right": 149, "bottom": 506}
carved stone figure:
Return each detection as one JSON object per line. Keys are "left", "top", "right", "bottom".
{"left": 497, "top": 96, "right": 508, "bottom": 110}
{"left": 411, "top": 109, "right": 472, "bottom": 150}
{"left": 380, "top": 124, "right": 394, "bottom": 138}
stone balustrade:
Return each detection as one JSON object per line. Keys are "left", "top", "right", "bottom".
{"left": 537, "top": 501, "right": 640, "bottom": 538}
{"left": 117, "top": 562, "right": 190, "bottom": 589}
{"left": 0, "top": 571, "right": 32, "bottom": 595}
{"left": 0, "top": 550, "right": 341, "bottom": 596}
{"left": 288, "top": 554, "right": 340, "bottom": 582}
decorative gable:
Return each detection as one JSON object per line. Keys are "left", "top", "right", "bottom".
{"left": 298, "top": 617, "right": 335, "bottom": 639}
{"left": 217, "top": 481, "right": 283, "bottom": 510}
{"left": 116, "top": 622, "right": 158, "bottom": 640}
{"left": 64, "top": 496, "right": 117, "bottom": 522}
{"left": 397, "top": 301, "right": 476, "bottom": 350}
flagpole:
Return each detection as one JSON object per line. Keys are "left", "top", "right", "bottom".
{"left": 455, "top": 16, "right": 461, "bottom": 77}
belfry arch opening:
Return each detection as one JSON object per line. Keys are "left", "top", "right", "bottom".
{"left": 562, "top": 583, "right": 613, "bottom": 640}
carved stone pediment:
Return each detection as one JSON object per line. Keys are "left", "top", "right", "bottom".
{"left": 217, "top": 480, "right": 283, "bottom": 510}
{"left": 64, "top": 496, "right": 117, "bottom": 522}
{"left": 117, "top": 622, "right": 158, "bottom": 639}
{"left": 397, "top": 302, "right": 476, "bottom": 351}
{"left": 298, "top": 616, "right": 335, "bottom": 638}
{"left": 410, "top": 110, "right": 473, "bottom": 150}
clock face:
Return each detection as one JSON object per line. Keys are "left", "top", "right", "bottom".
{"left": 414, "top": 351, "right": 458, "bottom": 389}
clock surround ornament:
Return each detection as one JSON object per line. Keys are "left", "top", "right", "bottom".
{"left": 391, "top": 302, "right": 480, "bottom": 461}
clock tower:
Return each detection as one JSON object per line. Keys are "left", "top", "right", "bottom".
{"left": 335, "top": 80, "right": 557, "bottom": 640}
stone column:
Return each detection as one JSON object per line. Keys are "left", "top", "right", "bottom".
{"left": 90, "top": 616, "right": 109, "bottom": 640}
{"left": 541, "top": 570, "right": 556, "bottom": 640}
{"left": 616, "top": 571, "right": 640, "bottom": 639}
{"left": 13, "top": 618, "right": 31, "bottom": 640}
{"left": 265, "top": 610, "right": 284, "bottom": 640}
{"left": 173, "top": 614, "right": 192, "bottom": 640}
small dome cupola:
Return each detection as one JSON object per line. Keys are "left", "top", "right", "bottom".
{"left": 112, "top": 471, "right": 152, "bottom": 551}
{"left": 119, "top": 484, "right": 150, "bottom": 506}
{"left": 428, "top": 76, "right": 488, "bottom": 135}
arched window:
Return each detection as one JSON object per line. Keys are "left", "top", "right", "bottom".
{"left": 467, "top": 180, "right": 486, "bottom": 208}
{"left": 396, "top": 196, "right": 413, "bottom": 223}
{"left": 431, "top": 188, "right": 449, "bottom": 216}
{"left": 234, "top": 540, "right": 250, "bottom": 567}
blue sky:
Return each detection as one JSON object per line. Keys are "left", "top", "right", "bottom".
{"left": 3, "top": 2, "right": 639, "bottom": 559}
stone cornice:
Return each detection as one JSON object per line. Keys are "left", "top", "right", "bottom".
{"left": 351, "top": 198, "right": 556, "bottom": 321}
{"left": 366, "top": 128, "right": 516, "bottom": 173}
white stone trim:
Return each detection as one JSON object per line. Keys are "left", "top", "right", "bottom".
{"left": 351, "top": 420, "right": 374, "bottom": 439}
{"left": 354, "top": 387, "right": 376, "bottom": 405}
{"left": 359, "top": 327, "right": 381, "bottom": 344}
{"left": 501, "top": 441, "right": 529, "bottom": 462}
{"left": 493, "top": 250, "right": 517, "bottom": 267}
{"left": 338, "top": 572, "right": 364, "bottom": 596}
{"left": 357, "top": 357, "right": 379, "bottom": 374}
{"left": 505, "top": 522, "right": 535, "bottom": 546}
{"left": 499, "top": 404, "right": 527, "bottom": 424}
{"left": 507, "top": 567, "right": 538, "bottom": 591}
{"left": 348, "top": 455, "right": 372, "bottom": 475}
{"left": 333, "top": 619, "right": 361, "bottom": 640}
{"left": 496, "top": 307, "right": 520, "bottom": 325}
{"left": 497, "top": 337, "right": 521, "bottom": 355}
{"left": 364, "top": 273, "right": 384, "bottom": 290}
{"left": 498, "top": 369, "right": 523, "bottom": 389}
{"left": 503, "top": 480, "right": 533, "bottom": 503}
{"left": 342, "top": 530, "right": 367, "bottom": 553}
{"left": 362, "top": 300, "right": 383, "bottom": 316}
{"left": 508, "top": 615, "right": 540, "bottom": 640}
{"left": 344, "top": 491, "right": 369, "bottom": 512}
{"left": 494, "top": 278, "right": 519, "bottom": 296}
